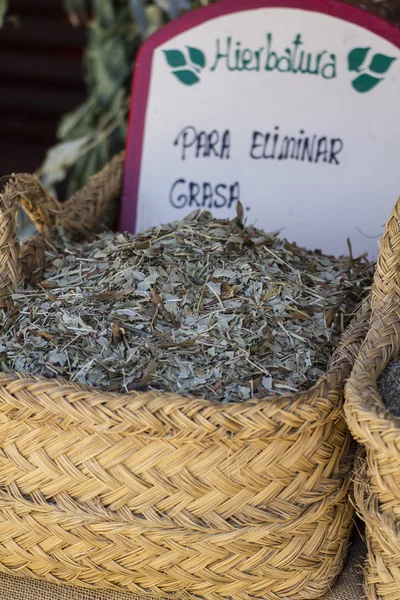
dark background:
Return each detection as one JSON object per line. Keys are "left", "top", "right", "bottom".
{"left": 0, "top": 0, "right": 86, "bottom": 175}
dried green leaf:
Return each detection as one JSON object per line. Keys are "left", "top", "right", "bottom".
{"left": 140, "top": 358, "right": 157, "bottom": 384}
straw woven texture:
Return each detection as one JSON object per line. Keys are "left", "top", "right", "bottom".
{"left": 0, "top": 151, "right": 124, "bottom": 298}
{"left": 0, "top": 154, "right": 371, "bottom": 600}
{"left": 322, "top": 529, "right": 366, "bottom": 600}
{"left": 0, "top": 530, "right": 367, "bottom": 600}
{"left": 353, "top": 455, "right": 400, "bottom": 600}
{"left": 345, "top": 196, "right": 400, "bottom": 600}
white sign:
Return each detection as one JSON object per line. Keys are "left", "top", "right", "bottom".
{"left": 120, "top": 0, "right": 400, "bottom": 258}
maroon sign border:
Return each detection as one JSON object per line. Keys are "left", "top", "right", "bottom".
{"left": 119, "top": 0, "right": 400, "bottom": 233}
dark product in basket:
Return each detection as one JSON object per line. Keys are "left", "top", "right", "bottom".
{"left": 0, "top": 209, "right": 372, "bottom": 401}
{"left": 377, "top": 359, "right": 400, "bottom": 417}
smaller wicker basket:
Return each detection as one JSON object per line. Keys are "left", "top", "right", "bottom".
{"left": 0, "top": 152, "right": 124, "bottom": 305}
{"left": 345, "top": 196, "right": 400, "bottom": 600}
{"left": 0, "top": 154, "right": 371, "bottom": 600}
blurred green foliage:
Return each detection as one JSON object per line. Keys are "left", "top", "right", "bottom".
{"left": 0, "top": 0, "right": 7, "bottom": 27}
{"left": 39, "top": 0, "right": 215, "bottom": 197}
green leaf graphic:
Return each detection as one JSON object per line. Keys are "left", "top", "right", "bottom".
{"left": 352, "top": 73, "right": 382, "bottom": 93}
{"left": 163, "top": 50, "right": 186, "bottom": 68}
{"left": 369, "top": 53, "right": 396, "bottom": 74}
{"left": 348, "top": 47, "right": 370, "bottom": 72}
{"left": 172, "top": 69, "right": 200, "bottom": 86}
{"left": 187, "top": 46, "right": 206, "bottom": 69}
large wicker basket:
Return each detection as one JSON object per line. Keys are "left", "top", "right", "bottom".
{"left": 0, "top": 528, "right": 368, "bottom": 600}
{"left": 345, "top": 196, "right": 400, "bottom": 600}
{"left": 0, "top": 155, "right": 370, "bottom": 600}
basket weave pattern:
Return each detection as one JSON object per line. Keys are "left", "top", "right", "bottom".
{"left": 0, "top": 156, "right": 370, "bottom": 599}
{"left": 0, "top": 530, "right": 368, "bottom": 600}
{"left": 353, "top": 454, "right": 400, "bottom": 600}
{"left": 345, "top": 197, "right": 400, "bottom": 600}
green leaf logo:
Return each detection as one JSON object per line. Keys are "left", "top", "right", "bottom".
{"left": 352, "top": 73, "right": 382, "bottom": 93}
{"left": 163, "top": 46, "right": 206, "bottom": 86}
{"left": 348, "top": 47, "right": 370, "bottom": 72}
{"left": 369, "top": 53, "right": 396, "bottom": 74}
{"left": 172, "top": 69, "right": 200, "bottom": 86}
{"left": 348, "top": 47, "right": 397, "bottom": 93}
{"left": 187, "top": 46, "right": 206, "bottom": 69}
{"left": 163, "top": 50, "right": 187, "bottom": 68}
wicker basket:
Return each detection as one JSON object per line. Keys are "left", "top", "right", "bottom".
{"left": 0, "top": 155, "right": 371, "bottom": 600}
{"left": 0, "top": 528, "right": 368, "bottom": 600}
{"left": 345, "top": 196, "right": 400, "bottom": 600}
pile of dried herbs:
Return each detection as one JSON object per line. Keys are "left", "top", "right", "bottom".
{"left": 1, "top": 209, "right": 372, "bottom": 401}
{"left": 378, "top": 360, "right": 400, "bottom": 417}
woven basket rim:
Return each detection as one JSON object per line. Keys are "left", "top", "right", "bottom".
{"left": 345, "top": 196, "right": 400, "bottom": 455}
{"left": 0, "top": 478, "right": 350, "bottom": 534}
{"left": 0, "top": 300, "right": 369, "bottom": 438}
{"left": 345, "top": 344, "right": 400, "bottom": 445}
{"left": 346, "top": 321, "right": 400, "bottom": 413}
